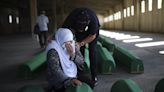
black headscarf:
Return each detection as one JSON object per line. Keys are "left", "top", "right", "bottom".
{"left": 74, "top": 10, "right": 90, "bottom": 32}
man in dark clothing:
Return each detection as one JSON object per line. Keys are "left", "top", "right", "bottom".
{"left": 62, "top": 8, "right": 100, "bottom": 85}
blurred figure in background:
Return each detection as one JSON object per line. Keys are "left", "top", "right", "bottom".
{"left": 36, "top": 11, "right": 49, "bottom": 48}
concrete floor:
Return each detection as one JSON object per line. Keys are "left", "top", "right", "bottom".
{"left": 0, "top": 34, "right": 47, "bottom": 92}
{"left": 0, "top": 30, "right": 164, "bottom": 92}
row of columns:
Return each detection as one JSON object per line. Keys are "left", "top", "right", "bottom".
{"left": 103, "top": 0, "right": 141, "bottom": 32}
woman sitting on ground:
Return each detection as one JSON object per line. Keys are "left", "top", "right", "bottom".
{"left": 46, "top": 28, "right": 94, "bottom": 92}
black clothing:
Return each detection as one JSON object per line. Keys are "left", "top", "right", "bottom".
{"left": 38, "top": 31, "right": 48, "bottom": 48}
{"left": 62, "top": 8, "right": 100, "bottom": 41}
{"left": 62, "top": 8, "right": 100, "bottom": 82}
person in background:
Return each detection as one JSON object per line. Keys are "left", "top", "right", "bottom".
{"left": 46, "top": 28, "right": 94, "bottom": 92}
{"left": 62, "top": 8, "right": 100, "bottom": 85}
{"left": 36, "top": 11, "right": 49, "bottom": 48}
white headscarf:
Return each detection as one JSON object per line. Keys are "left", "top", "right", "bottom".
{"left": 46, "top": 28, "right": 77, "bottom": 78}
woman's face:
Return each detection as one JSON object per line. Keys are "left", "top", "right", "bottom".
{"left": 63, "top": 41, "right": 75, "bottom": 56}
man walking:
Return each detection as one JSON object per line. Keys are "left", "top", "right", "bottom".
{"left": 36, "top": 11, "right": 49, "bottom": 48}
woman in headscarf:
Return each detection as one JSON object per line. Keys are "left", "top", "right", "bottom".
{"left": 46, "top": 28, "right": 93, "bottom": 92}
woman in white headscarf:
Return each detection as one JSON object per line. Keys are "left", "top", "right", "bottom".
{"left": 46, "top": 28, "right": 93, "bottom": 92}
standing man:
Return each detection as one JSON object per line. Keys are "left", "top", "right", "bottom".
{"left": 62, "top": 8, "right": 100, "bottom": 85}
{"left": 36, "top": 11, "right": 49, "bottom": 48}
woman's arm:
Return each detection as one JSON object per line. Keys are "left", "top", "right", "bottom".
{"left": 73, "top": 46, "right": 85, "bottom": 71}
{"left": 47, "top": 49, "right": 73, "bottom": 88}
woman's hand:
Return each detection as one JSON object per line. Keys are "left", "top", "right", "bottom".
{"left": 65, "top": 42, "right": 74, "bottom": 56}
{"left": 71, "top": 79, "right": 82, "bottom": 86}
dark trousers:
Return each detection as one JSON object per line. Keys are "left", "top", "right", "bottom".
{"left": 77, "top": 70, "right": 95, "bottom": 89}
{"left": 80, "top": 38, "right": 97, "bottom": 81}
{"left": 38, "top": 31, "right": 48, "bottom": 47}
